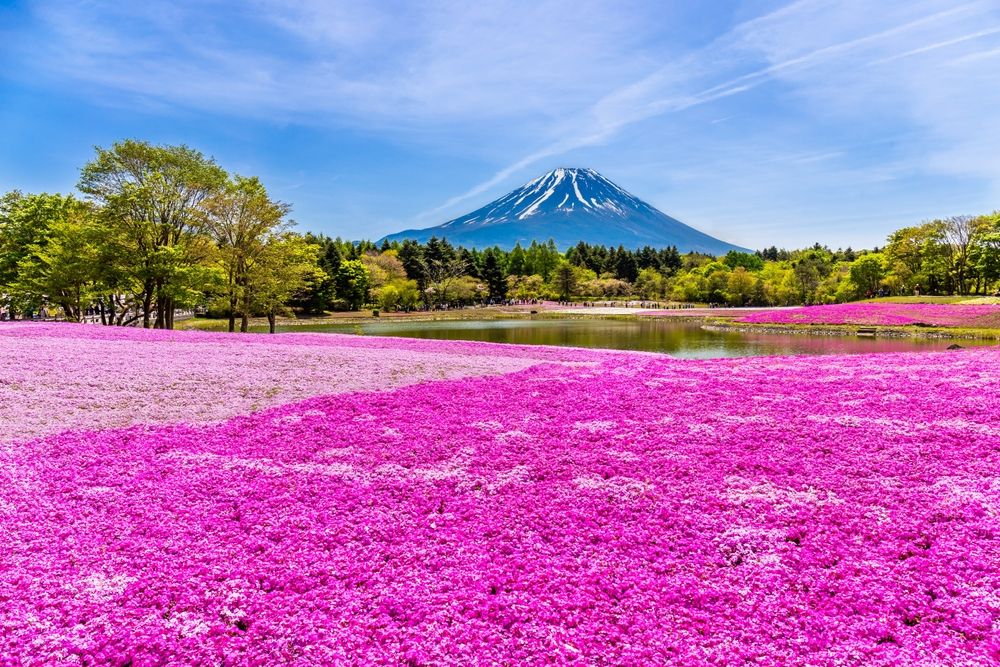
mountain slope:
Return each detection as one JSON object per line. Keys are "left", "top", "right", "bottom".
{"left": 381, "top": 168, "right": 749, "bottom": 254}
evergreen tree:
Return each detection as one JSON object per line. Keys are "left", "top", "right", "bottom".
{"left": 614, "top": 245, "right": 639, "bottom": 282}
{"left": 508, "top": 243, "right": 527, "bottom": 275}
{"left": 481, "top": 248, "right": 507, "bottom": 299}
{"left": 460, "top": 248, "right": 481, "bottom": 279}
{"left": 397, "top": 239, "right": 427, "bottom": 291}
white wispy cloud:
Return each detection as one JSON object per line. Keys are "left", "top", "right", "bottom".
{"left": 17, "top": 0, "right": 671, "bottom": 128}
{"left": 869, "top": 25, "right": 1000, "bottom": 64}
{"left": 423, "top": 0, "right": 1000, "bottom": 225}
{"left": 7, "top": 0, "right": 1000, "bottom": 246}
{"left": 747, "top": 1, "right": 1000, "bottom": 203}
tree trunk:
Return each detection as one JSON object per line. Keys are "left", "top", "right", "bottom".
{"left": 154, "top": 281, "right": 167, "bottom": 329}
{"left": 117, "top": 296, "right": 131, "bottom": 326}
{"left": 226, "top": 266, "right": 237, "bottom": 333}
{"left": 240, "top": 281, "right": 251, "bottom": 333}
{"left": 228, "top": 286, "right": 237, "bottom": 333}
{"left": 59, "top": 299, "right": 77, "bottom": 322}
{"left": 142, "top": 284, "right": 153, "bottom": 329}
{"left": 268, "top": 311, "right": 276, "bottom": 334}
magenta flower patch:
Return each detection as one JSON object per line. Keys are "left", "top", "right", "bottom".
{"left": 737, "top": 302, "right": 1000, "bottom": 328}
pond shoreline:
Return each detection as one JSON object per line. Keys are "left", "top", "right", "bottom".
{"left": 181, "top": 309, "right": 1000, "bottom": 343}
{"left": 179, "top": 307, "right": 766, "bottom": 331}
{"left": 702, "top": 321, "right": 1000, "bottom": 340}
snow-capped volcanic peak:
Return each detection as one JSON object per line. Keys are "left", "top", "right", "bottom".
{"left": 380, "top": 167, "right": 749, "bottom": 254}
{"left": 444, "top": 168, "right": 654, "bottom": 227}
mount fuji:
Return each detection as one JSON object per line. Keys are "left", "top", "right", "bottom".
{"left": 381, "top": 168, "right": 748, "bottom": 254}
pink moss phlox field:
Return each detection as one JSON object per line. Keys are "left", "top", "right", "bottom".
{"left": 0, "top": 323, "right": 603, "bottom": 443}
{"left": 641, "top": 307, "right": 785, "bottom": 317}
{"left": 736, "top": 302, "right": 1000, "bottom": 328}
{"left": 2, "top": 328, "right": 1000, "bottom": 665}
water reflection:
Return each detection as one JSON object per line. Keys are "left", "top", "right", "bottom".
{"left": 266, "top": 318, "right": 996, "bottom": 359}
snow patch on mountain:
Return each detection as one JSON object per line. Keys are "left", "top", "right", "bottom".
{"left": 382, "top": 168, "right": 749, "bottom": 254}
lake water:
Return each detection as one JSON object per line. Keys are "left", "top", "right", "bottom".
{"left": 267, "top": 318, "right": 996, "bottom": 359}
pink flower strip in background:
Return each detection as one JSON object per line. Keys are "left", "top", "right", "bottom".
{"left": 736, "top": 302, "right": 1000, "bottom": 328}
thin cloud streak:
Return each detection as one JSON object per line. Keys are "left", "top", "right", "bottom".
{"left": 422, "top": 1, "right": 982, "bottom": 223}
{"left": 949, "top": 44, "right": 1000, "bottom": 63}
{"left": 870, "top": 26, "right": 1000, "bottom": 65}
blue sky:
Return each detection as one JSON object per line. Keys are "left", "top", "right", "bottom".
{"left": 2, "top": 0, "right": 1000, "bottom": 249}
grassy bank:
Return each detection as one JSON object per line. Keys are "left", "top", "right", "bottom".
{"left": 178, "top": 308, "right": 544, "bottom": 331}
{"left": 704, "top": 321, "right": 1000, "bottom": 340}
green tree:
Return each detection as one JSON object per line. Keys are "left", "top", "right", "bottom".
{"left": 78, "top": 140, "right": 227, "bottom": 328}
{"left": 669, "top": 271, "right": 709, "bottom": 303}
{"left": 335, "top": 259, "right": 370, "bottom": 310}
{"left": 792, "top": 258, "right": 823, "bottom": 303}
{"left": 723, "top": 251, "right": 764, "bottom": 272}
{"left": 942, "top": 215, "right": 989, "bottom": 294}
{"left": 0, "top": 192, "right": 30, "bottom": 303}
{"left": 552, "top": 260, "right": 578, "bottom": 300}
{"left": 506, "top": 274, "right": 545, "bottom": 300}
{"left": 0, "top": 192, "right": 74, "bottom": 316}
{"left": 448, "top": 276, "right": 487, "bottom": 304}
{"left": 481, "top": 248, "right": 508, "bottom": 300}
{"left": 361, "top": 251, "right": 407, "bottom": 292}
{"left": 613, "top": 245, "right": 639, "bottom": 282}
{"left": 397, "top": 240, "right": 427, "bottom": 292}
{"left": 702, "top": 262, "right": 731, "bottom": 304}
{"left": 200, "top": 175, "right": 291, "bottom": 332}
{"left": 295, "top": 235, "right": 344, "bottom": 314}
{"left": 634, "top": 267, "right": 666, "bottom": 300}
{"left": 365, "top": 251, "right": 414, "bottom": 311}
{"left": 424, "top": 253, "right": 468, "bottom": 307}
{"left": 884, "top": 224, "right": 937, "bottom": 294}
{"left": 374, "top": 278, "right": 420, "bottom": 312}
{"left": 848, "top": 253, "right": 885, "bottom": 297}
{"left": 725, "top": 266, "right": 755, "bottom": 306}
{"left": 11, "top": 199, "right": 106, "bottom": 320}
{"left": 814, "top": 262, "right": 851, "bottom": 303}
{"left": 508, "top": 243, "right": 527, "bottom": 276}
{"left": 970, "top": 212, "right": 1000, "bottom": 291}
{"left": 249, "top": 234, "right": 323, "bottom": 333}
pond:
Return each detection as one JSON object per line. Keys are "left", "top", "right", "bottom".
{"left": 263, "top": 318, "right": 996, "bottom": 359}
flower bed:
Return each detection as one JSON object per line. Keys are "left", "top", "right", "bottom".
{"left": 736, "top": 302, "right": 1000, "bottom": 328}
{"left": 0, "top": 323, "right": 599, "bottom": 443}
{"left": 641, "top": 306, "right": 787, "bottom": 317}
{"left": 2, "top": 324, "right": 1000, "bottom": 665}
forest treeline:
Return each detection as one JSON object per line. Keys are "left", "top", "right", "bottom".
{"left": 2, "top": 140, "right": 999, "bottom": 329}
{"left": 294, "top": 212, "right": 1000, "bottom": 312}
